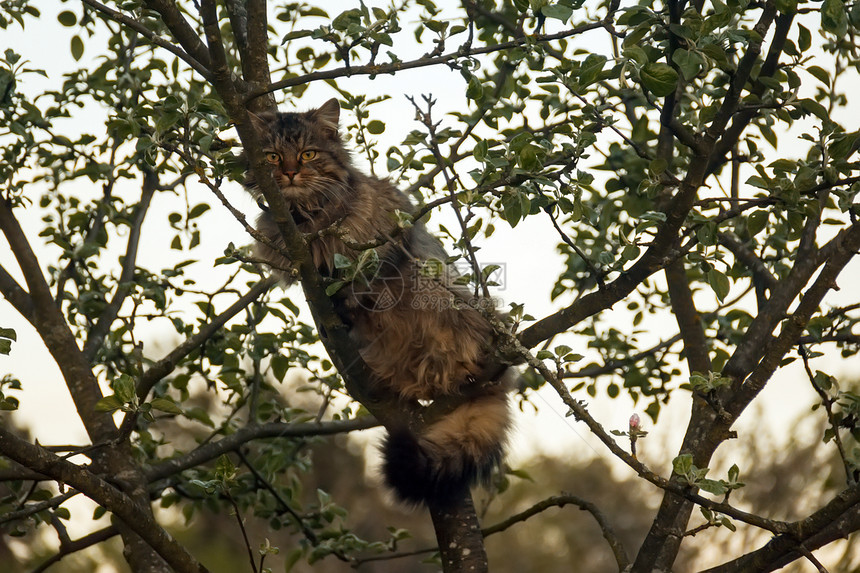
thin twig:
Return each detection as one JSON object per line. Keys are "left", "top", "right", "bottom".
{"left": 797, "top": 544, "right": 830, "bottom": 573}
{"left": 225, "top": 489, "right": 259, "bottom": 573}
{"left": 145, "top": 417, "right": 379, "bottom": 482}
{"left": 483, "top": 494, "right": 630, "bottom": 569}
{"left": 81, "top": 0, "right": 211, "bottom": 78}
{"left": 0, "top": 491, "right": 79, "bottom": 525}
{"left": 798, "top": 344, "right": 853, "bottom": 485}
{"left": 546, "top": 208, "right": 605, "bottom": 290}
{"left": 235, "top": 450, "right": 319, "bottom": 546}
{"left": 248, "top": 23, "right": 606, "bottom": 102}
{"left": 31, "top": 526, "right": 119, "bottom": 573}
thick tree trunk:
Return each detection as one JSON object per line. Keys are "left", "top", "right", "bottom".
{"left": 428, "top": 489, "right": 488, "bottom": 573}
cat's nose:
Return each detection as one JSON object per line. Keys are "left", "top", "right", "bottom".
{"left": 283, "top": 170, "right": 298, "bottom": 181}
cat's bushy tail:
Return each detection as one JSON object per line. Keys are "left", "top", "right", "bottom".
{"left": 381, "top": 387, "right": 511, "bottom": 506}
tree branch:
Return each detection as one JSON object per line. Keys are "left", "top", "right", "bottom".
{"left": 727, "top": 223, "right": 860, "bottom": 417}
{"left": 428, "top": 490, "right": 488, "bottom": 573}
{"left": 0, "top": 491, "right": 78, "bottom": 525}
{"left": 225, "top": 0, "right": 272, "bottom": 112}
{"left": 519, "top": 149, "right": 711, "bottom": 349}
{"left": 32, "top": 526, "right": 120, "bottom": 573}
{"left": 799, "top": 344, "right": 853, "bottom": 485}
{"left": 0, "top": 263, "right": 34, "bottom": 323}
{"left": 0, "top": 198, "right": 115, "bottom": 442}
{"left": 705, "top": 5, "right": 777, "bottom": 144}
{"left": 83, "top": 167, "right": 157, "bottom": 362}
{"left": 664, "top": 259, "right": 711, "bottom": 374}
{"left": 482, "top": 494, "right": 630, "bottom": 570}
{"left": 145, "top": 417, "right": 379, "bottom": 482}
{"left": 247, "top": 23, "right": 606, "bottom": 103}
{"left": 81, "top": 0, "right": 211, "bottom": 78}
{"left": 700, "top": 485, "right": 860, "bottom": 573}
{"left": 0, "top": 426, "right": 209, "bottom": 573}
{"left": 562, "top": 334, "right": 683, "bottom": 379}
{"left": 142, "top": 0, "right": 212, "bottom": 72}
{"left": 118, "top": 277, "right": 277, "bottom": 437}
{"left": 706, "top": 11, "right": 793, "bottom": 175}
{"left": 717, "top": 232, "right": 779, "bottom": 293}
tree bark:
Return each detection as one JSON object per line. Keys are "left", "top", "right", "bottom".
{"left": 429, "top": 489, "right": 489, "bottom": 573}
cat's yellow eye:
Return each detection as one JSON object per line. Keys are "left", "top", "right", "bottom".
{"left": 264, "top": 151, "right": 280, "bottom": 164}
{"left": 299, "top": 150, "right": 317, "bottom": 161}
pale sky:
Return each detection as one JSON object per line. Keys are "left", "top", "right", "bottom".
{"left": 1, "top": 5, "right": 859, "bottom": 558}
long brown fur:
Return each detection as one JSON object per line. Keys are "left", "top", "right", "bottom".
{"left": 244, "top": 99, "right": 511, "bottom": 505}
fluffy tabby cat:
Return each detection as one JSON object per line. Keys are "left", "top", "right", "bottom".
{"left": 244, "top": 98, "right": 511, "bottom": 505}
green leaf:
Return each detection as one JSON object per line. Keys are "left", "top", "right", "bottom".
{"left": 672, "top": 454, "right": 693, "bottom": 476}
{"left": 325, "top": 281, "right": 346, "bottom": 295}
{"left": 698, "top": 478, "right": 728, "bottom": 496}
{"left": 707, "top": 269, "right": 731, "bottom": 301}
{"left": 70, "top": 35, "right": 84, "bottom": 61}
{"left": 215, "top": 454, "right": 236, "bottom": 482}
{"left": 281, "top": 29, "right": 313, "bottom": 43}
{"left": 0, "top": 68, "right": 14, "bottom": 103}
{"left": 301, "top": 7, "right": 329, "bottom": 17}
{"left": 473, "top": 139, "right": 488, "bottom": 162}
{"left": 800, "top": 99, "right": 829, "bottom": 122}
{"left": 424, "top": 19, "right": 448, "bottom": 33}
{"left": 671, "top": 49, "right": 703, "bottom": 80}
{"left": 271, "top": 354, "right": 289, "bottom": 382}
{"left": 114, "top": 375, "right": 136, "bottom": 403}
{"left": 502, "top": 193, "right": 523, "bottom": 227}
{"left": 701, "top": 43, "right": 729, "bottom": 67}
{"left": 807, "top": 65, "right": 830, "bottom": 86}
{"left": 188, "top": 203, "right": 210, "bottom": 219}
{"left": 822, "top": 0, "right": 848, "bottom": 36}
{"left": 284, "top": 547, "right": 304, "bottom": 572}
{"left": 649, "top": 158, "right": 668, "bottom": 175}
{"left": 747, "top": 210, "right": 768, "bottom": 236}
{"left": 797, "top": 24, "right": 811, "bottom": 52}
{"left": 466, "top": 76, "right": 483, "bottom": 101}
{"left": 541, "top": 4, "right": 572, "bottom": 22}
{"left": 831, "top": 132, "right": 860, "bottom": 160}
{"left": 95, "top": 395, "right": 123, "bottom": 412}
{"left": 367, "top": 120, "right": 385, "bottom": 134}
{"left": 184, "top": 406, "right": 215, "bottom": 427}
{"left": 519, "top": 145, "right": 540, "bottom": 170}
{"left": 728, "top": 464, "right": 740, "bottom": 483}
{"left": 57, "top": 10, "right": 77, "bottom": 26}
{"left": 333, "top": 253, "right": 352, "bottom": 269}
{"left": 640, "top": 63, "right": 679, "bottom": 97}
{"left": 774, "top": 0, "right": 797, "bottom": 14}
{"left": 150, "top": 397, "right": 182, "bottom": 414}
{"left": 578, "top": 54, "right": 607, "bottom": 87}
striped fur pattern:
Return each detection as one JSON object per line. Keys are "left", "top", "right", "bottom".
{"left": 245, "top": 99, "right": 511, "bottom": 506}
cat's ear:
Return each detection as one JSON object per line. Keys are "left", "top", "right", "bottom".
{"left": 311, "top": 98, "right": 341, "bottom": 133}
{"left": 247, "top": 110, "right": 270, "bottom": 134}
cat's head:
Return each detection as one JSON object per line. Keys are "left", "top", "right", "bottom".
{"left": 246, "top": 98, "right": 352, "bottom": 206}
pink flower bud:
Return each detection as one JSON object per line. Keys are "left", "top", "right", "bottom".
{"left": 629, "top": 413, "right": 641, "bottom": 429}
